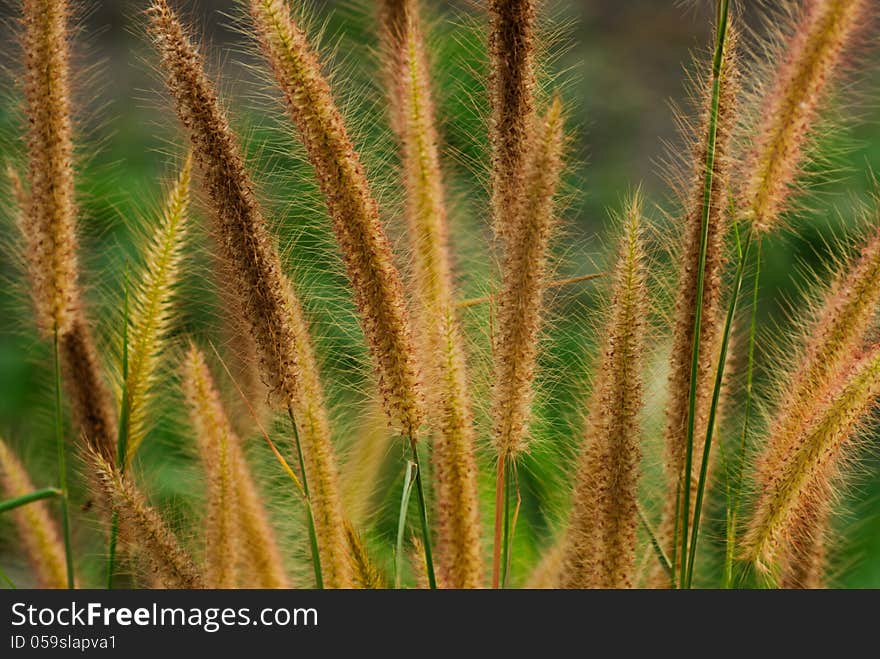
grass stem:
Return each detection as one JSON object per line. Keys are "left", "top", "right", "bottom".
{"left": 53, "top": 327, "right": 75, "bottom": 589}
{"left": 679, "top": 0, "right": 730, "bottom": 588}
{"left": 0, "top": 487, "right": 62, "bottom": 513}
{"left": 395, "top": 461, "right": 417, "bottom": 588}
{"left": 287, "top": 407, "right": 323, "bottom": 589}
{"left": 408, "top": 434, "right": 437, "bottom": 589}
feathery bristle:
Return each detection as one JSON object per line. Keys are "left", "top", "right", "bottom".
{"left": 0, "top": 438, "right": 68, "bottom": 588}
{"left": 21, "top": 0, "right": 79, "bottom": 336}
{"left": 89, "top": 448, "right": 205, "bottom": 589}
{"left": 524, "top": 540, "right": 564, "bottom": 589}
{"left": 248, "top": 0, "right": 423, "bottom": 435}
{"left": 559, "top": 193, "right": 647, "bottom": 589}
{"left": 346, "top": 522, "right": 387, "bottom": 589}
{"left": 743, "top": 344, "right": 880, "bottom": 572}
{"left": 379, "top": 0, "right": 482, "bottom": 588}
{"left": 654, "top": 26, "right": 740, "bottom": 584}
{"left": 182, "top": 344, "right": 239, "bottom": 589}
{"left": 146, "top": 0, "right": 352, "bottom": 587}
{"left": 126, "top": 155, "right": 192, "bottom": 460}
{"left": 491, "top": 93, "right": 565, "bottom": 459}
{"left": 488, "top": 0, "right": 537, "bottom": 247}
{"left": 739, "top": 0, "right": 869, "bottom": 232}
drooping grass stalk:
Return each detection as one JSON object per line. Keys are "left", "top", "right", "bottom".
{"left": 723, "top": 236, "right": 762, "bottom": 589}
{"left": 639, "top": 504, "right": 672, "bottom": 581}
{"left": 395, "top": 460, "right": 417, "bottom": 588}
{"left": 740, "top": 0, "right": 870, "bottom": 232}
{"left": 677, "top": 0, "right": 731, "bottom": 589}
{"left": 89, "top": 448, "right": 205, "bottom": 589}
{"left": 379, "top": 0, "right": 482, "bottom": 589}
{"left": 488, "top": 0, "right": 537, "bottom": 247}
{"left": 743, "top": 345, "right": 880, "bottom": 572}
{"left": 147, "top": 0, "right": 352, "bottom": 588}
{"left": 0, "top": 438, "right": 67, "bottom": 588}
{"left": 491, "top": 95, "right": 566, "bottom": 586}
{"left": 779, "top": 482, "right": 831, "bottom": 588}
{"left": 0, "top": 487, "right": 61, "bottom": 513}
{"left": 247, "top": 0, "right": 424, "bottom": 436}
{"left": 53, "top": 328, "right": 74, "bottom": 590}
{"left": 559, "top": 192, "right": 647, "bottom": 589}
{"left": 124, "top": 156, "right": 192, "bottom": 461}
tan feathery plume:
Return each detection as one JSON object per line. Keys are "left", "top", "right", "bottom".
{"left": 779, "top": 483, "right": 831, "bottom": 588}
{"left": 743, "top": 344, "right": 880, "bottom": 572}
{"left": 560, "top": 193, "right": 647, "bottom": 589}
{"left": 233, "top": 445, "right": 290, "bottom": 588}
{"left": 346, "top": 522, "right": 387, "bottom": 589}
{"left": 488, "top": 0, "right": 537, "bottom": 246}
{"left": 182, "top": 344, "right": 239, "bottom": 589}
{"left": 379, "top": 0, "right": 482, "bottom": 588}
{"left": 491, "top": 94, "right": 565, "bottom": 459}
{"left": 745, "top": 212, "right": 880, "bottom": 554}
{"left": 652, "top": 28, "right": 740, "bottom": 585}
{"left": 21, "top": 0, "right": 78, "bottom": 337}
{"left": 125, "top": 155, "right": 192, "bottom": 460}
{"left": 341, "top": 402, "right": 392, "bottom": 527}
{"left": 20, "top": 0, "right": 117, "bottom": 463}
{"left": 248, "top": 0, "right": 423, "bottom": 435}
{"left": 0, "top": 438, "right": 67, "bottom": 588}
{"left": 89, "top": 448, "right": 205, "bottom": 588}
{"left": 146, "top": 0, "right": 352, "bottom": 588}
{"left": 740, "top": 0, "right": 869, "bottom": 232}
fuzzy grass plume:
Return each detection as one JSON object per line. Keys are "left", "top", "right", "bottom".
{"left": 488, "top": 0, "right": 537, "bottom": 247}
{"left": 743, "top": 344, "right": 880, "bottom": 575}
{"left": 739, "top": 0, "right": 869, "bottom": 232}
{"left": 125, "top": 155, "right": 192, "bottom": 461}
{"left": 146, "top": 0, "right": 352, "bottom": 588}
{"left": 491, "top": 94, "right": 565, "bottom": 459}
{"left": 379, "top": 0, "right": 482, "bottom": 589}
{"left": 559, "top": 193, "right": 647, "bottom": 589}
{"left": 89, "top": 448, "right": 204, "bottom": 589}
{"left": 182, "top": 344, "right": 239, "bottom": 589}
{"left": 247, "top": 0, "right": 423, "bottom": 436}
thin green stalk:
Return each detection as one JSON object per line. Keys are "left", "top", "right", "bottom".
{"left": 723, "top": 236, "right": 762, "bottom": 588}
{"left": 287, "top": 406, "right": 323, "bottom": 589}
{"left": 108, "top": 269, "right": 130, "bottom": 589}
{"left": 408, "top": 435, "right": 436, "bottom": 589}
{"left": 686, "top": 225, "right": 753, "bottom": 588}
{"left": 395, "top": 461, "right": 417, "bottom": 588}
{"left": 501, "top": 457, "right": 512, "bottom": 588}
{"left": 53, "top": 327, "right": 74, "bottom": 590}
{"left": 679, "top": 0, "right": 730, "bottom": 589}
{"left": 0, "top": 487, "right": 62, "bottom": 513}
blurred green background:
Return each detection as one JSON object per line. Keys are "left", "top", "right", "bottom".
{"left": 0, "top": 0, "right": 878, "bottom": 587}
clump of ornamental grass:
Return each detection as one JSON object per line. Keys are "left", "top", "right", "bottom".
{"left": 3, "top": 0, "right": 880, "bottom": 592}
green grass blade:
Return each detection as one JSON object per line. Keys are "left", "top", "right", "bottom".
{"left": 679, "top": 0, "right": 730, "bottom": 588}
{"left": 288, "top": 407, "right": 324, "bottom": 589}
{"left": 408, "top": 436, "right": 437, "bottom": 589}
{"left": 0, "top": 487, "right": 62, "bottom": 513}
{"left": 395, "top": 460, "right": 417, "bottom": 588}
{"left": 638, "top": 503, "right": 673, "bottom": 583}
